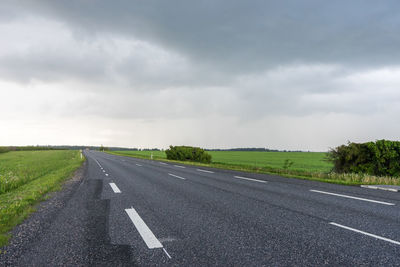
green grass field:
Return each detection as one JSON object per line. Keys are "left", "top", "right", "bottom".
{"left": 0, "top": 150, "right": 84, "bottom": 247}
{"left": 109, "top": 150, "right": 400, "bottom": 186}
{"left": 110, "top": 150, "right": 332, "bottom": 172}
{"left": 209, "top": 151, "right": 332, "bottom": 172}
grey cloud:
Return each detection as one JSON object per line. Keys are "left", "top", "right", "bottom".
{"left": 12, "top": 0, "right": 400, "bottom": 73}
{"left": 1, "top": 0, "right": 400, "bottom": 150}
{"left": 0, "top": 50, "right": 107, "bottom": 84}
{"left": 3, "top": 1, "right": 400, "bottom": 90}
{"left": 0, "top": 17, "right": 230, "bottom": 88}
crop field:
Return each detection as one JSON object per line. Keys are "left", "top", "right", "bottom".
{"left": 110, "top": 150, "right": 332, "bottom": 172}
{"left": 109, "top": 150, "right": 400, "bottom": 185}
{"left": 0, "top": 150, "right": 84, "bottom": 246}
{"left": 209, "top": 151, "right": 331, "bottom": 172}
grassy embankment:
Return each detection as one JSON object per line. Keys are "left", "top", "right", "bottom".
{"left": 108, "top": 150, "right": 400, "bottom": 186}
{"left": 0, "top": 150, "right": 84, "bottom": 247}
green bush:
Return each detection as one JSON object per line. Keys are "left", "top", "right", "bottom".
{"left": 165, "top": 146, "right": 212, "bottom": 163}
{"left": 328, "top": 140, "right": 400, "bottom": 177}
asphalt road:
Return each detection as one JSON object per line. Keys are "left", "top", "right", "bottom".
{"left": 3, "top": 150, "right": 400, "bottom": 266}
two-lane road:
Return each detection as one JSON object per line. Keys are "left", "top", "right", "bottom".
{"left": 83, "top": 150, "right": 400, "bottom": 266}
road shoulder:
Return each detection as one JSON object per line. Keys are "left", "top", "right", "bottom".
{"left": 0, "top": 161, "right": 134, "bottom": 266}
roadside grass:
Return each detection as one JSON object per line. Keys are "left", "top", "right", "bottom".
{"left": 108, "top": 150, "right": 400, "bottom": 186}
{"left": 0, "top": 150, "right": 84, "bottom": 247}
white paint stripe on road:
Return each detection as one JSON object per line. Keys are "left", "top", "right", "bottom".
{"left": 329, "top": 222, "right": 400, "bottom": 245}
{"left": 197, "top": 169, "right": 214, "bottom": 173}
{"left": 102, "top": 170, "right": 105, "bottom": 172}
{"left": 168, "top": 173, "right": 186, "bottom": 180}
{"left": 163, "top": 248, "right": 172, "bottom": 259}
{"left": 109, "top": 183, "right": 121, "bottom": 193}
{"left": 125, "top": 208, "right": 163, "bottom": 249}
{"left": 174, "top": 165, "right": 185, "bottom": 168}
{"left": 94, "top": 159, "right": 102, "bottom": 168}
{"left": 105, "top": 173, "right": 109, "bottom": 176}
{"left": 361, "top": 185, "right": 399, "bottom": 192}
{"left": 159, "top": 162, "right": 168, "bottom": 165}
{"left": 136, "top": 164, "right": 142, "bottom": 166}
{"left": 234, "top": 175, "right": 267, "bottom": 183}
{"left": 310, "top": 190, "right": 395, "bottom": 206}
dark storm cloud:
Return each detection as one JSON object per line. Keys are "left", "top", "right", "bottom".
{"left": 13, "top": 0, "right": 400, "bottom": 72}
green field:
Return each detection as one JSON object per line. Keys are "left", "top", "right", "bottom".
{"left": 109, "top": 150, "right": 400, "bottom": 185}
{"left": 210, "top": 151, "right": 332, "bottom": 172}
{"left": 110, "top": 150, "right": 331, "bottom": 172}
{"left": 0, "top": 150, "right": 84, "bottom": 247}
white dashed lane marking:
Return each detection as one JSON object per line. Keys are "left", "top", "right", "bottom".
{"left": 125, "top": 208, "right": 163, "bottom": 249}
{"left": 174, "top": 165, "right": 185, "bottom": 168}
{"left": 168, "top": 173, "right": 186, "bottom": 180}
{"left": 109, "top": 183, "right": 121, "bottom": 193}
{"left": 310, "top": 190, "right": 395, "bottom": 206}
{"left": 330, "top": 222, "right": 400, "bottom": 245}
{"left": 233, "top": 175, "right": 267, "bottom": 183}
{"left": 197, "top": 169, "right": 214, "bottom": 174}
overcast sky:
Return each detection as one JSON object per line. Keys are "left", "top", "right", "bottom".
{"left": 1, "top": 0, "right": 399, "bottom": 151}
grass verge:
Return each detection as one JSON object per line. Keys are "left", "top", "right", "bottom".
{"left": 107, "top": 151, "right": 400, "bottom": 186}
{"left": 0, "top": 150, "right": 84, "bottom": 247}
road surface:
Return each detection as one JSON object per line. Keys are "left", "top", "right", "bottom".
{"left": 2, "top": 150, "right": 400, "bottom": 266}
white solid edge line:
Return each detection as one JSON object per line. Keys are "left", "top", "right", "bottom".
{"left": 234, "top": 176, "right": 267, "bottom": 183}
{"left": 310, "top": 190, "right": 395, "bottom": 206}
{"left": 125, "top": 208, "right": 163, "bottom": 249}
{"left": 163, "top": 248, "right": 172, "bottom": 259}
{"left": 159, "top": 162, "right": 167, "bottom": 165}
{"left": 197, "top": 169, "right": 214, "bottom": 173}
{"left": 109, "top": 183, "right": 121, "bottom": 193}
{"left": 136, "top": 164, "right": 142, "bottom": 166}
{"left": 329, "top": 222, "right": 400, "bottom": 245}
{"left": 174, "top": 165, "right": 185, "bottom": 168}
{"left": 168, "top": 173, "right": 186, "bottom": 180}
